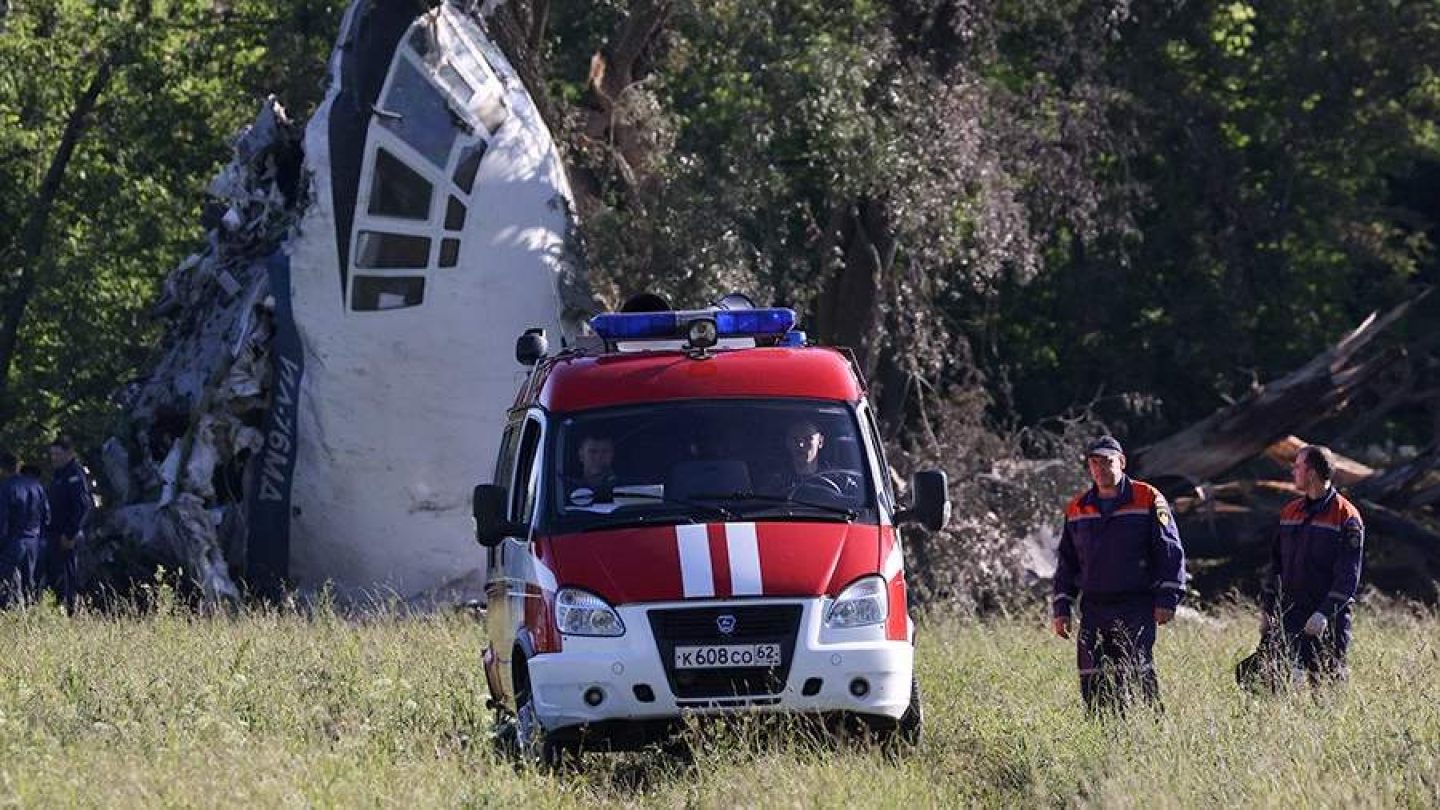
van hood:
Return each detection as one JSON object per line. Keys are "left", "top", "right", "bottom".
{"left": 541, "top": 522, "right": 886, "bottom": 605}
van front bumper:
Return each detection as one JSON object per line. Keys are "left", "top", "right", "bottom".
{"left": 525, "top": 598, "right": 913, "bottom": 735}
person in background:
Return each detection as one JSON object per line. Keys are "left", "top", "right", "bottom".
{"left": 0, "top": 448, "right": 48, "bottom": 607}
{"left": 1257, "top": 444, "right": 1364, "bottom": 684}
{"left": 43, "top": 435, "right": 93, "bottom": 613}
{"left": 1052, "top": 436, "right": 1187, "bottom": 713}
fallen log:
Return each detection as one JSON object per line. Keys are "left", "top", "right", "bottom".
{"left": 1130, "top": 295, "right": 1424, "bottom": 485}
{"left": 1262, "top": 435, "right": 1375, "bottom": 487}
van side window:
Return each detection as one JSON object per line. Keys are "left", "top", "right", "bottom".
{"left": 512, "top": 419, "right": 544, "bottom": 526}
{"left": 861, "top": 404, "right": 896, "bottom": 509}
{"left": 493, "top": 420, "right": 521, "bottom": 492}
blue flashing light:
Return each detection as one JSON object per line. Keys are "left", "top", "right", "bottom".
{"left": 714, "top": 308, "right": 796, "bottom": 336}
{"left": 590, "top": 306, "right": 798, "bottom": 344}
{"left": 779, "top": 330, "right": 807, "bottom": 347}
{"left": 591, "top": 312, "right": 678, "bottom": 340}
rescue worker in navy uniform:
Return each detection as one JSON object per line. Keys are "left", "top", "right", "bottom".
{"left": 0, "top": 448, "right": 49, "bottom": 607}
{"left": 1257, "top": 444, "right": 1363, "bottom": 684}
{"left": 1052, "top": 436, "right": 1186, "bottom": 713}
{"left": 43, "top": 435, "right": 93, "bottom": 613}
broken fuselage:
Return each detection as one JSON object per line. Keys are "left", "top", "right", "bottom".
{"left": 250, "top": 0, "right": 586, "bottom": 600}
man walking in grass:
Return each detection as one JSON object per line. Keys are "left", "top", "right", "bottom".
{"left": 1256, "top": 444, "right": 1364, "bottom": 684}
{"left": 1052, "top": 436, "right": 1187, "bottom": 713}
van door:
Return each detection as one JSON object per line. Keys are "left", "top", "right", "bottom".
{"left": 492, "top": 414, "right": 545, "bottom": 702}
{"left": 484, "top": 418, "right": 521, "bottom": 703}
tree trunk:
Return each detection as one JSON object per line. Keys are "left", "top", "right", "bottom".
{"left": 815, "top": 198, "right": 895, "bottom": 382}
{"left": 568, "top": 0, "right": 673, "bottom": 215}
{"left": 0, "top": 56, "right": 115, "bottom": 424}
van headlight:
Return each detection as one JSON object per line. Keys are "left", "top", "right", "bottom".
{"left": 555, "top": 588, "right": 625, "bottom": 636}
{"left": 824, "top": 575, "right": 888, "bottom": 628}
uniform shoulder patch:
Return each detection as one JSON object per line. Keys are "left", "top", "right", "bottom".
{"left": 1343, "top": 515, "right": 1364, "bottom": 549}
{"left": 1154, "top": 494, "right": 1174, "bottom": 528}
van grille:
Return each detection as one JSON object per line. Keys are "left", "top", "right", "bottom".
{"left": 648, "top": 605, "right": 802, "bottom": 698}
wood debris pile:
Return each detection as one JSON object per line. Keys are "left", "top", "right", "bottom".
{"left": 1130, "top": 293, "right": 1440, "bottom": 604}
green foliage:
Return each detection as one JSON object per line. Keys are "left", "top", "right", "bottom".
{"left": 991, "top": 0, "right": 1440, "bottom": 434}
{"left": 0, "top": 0, "right": 342, "bottom": 461}
{"left": 0, "top": 602, "right": 1435, "bottom": 805}
{"left": 549, "top": 0, "right": 1439, "bottom": 443}
{"left": 578, "top": 0, "right": 896, "bottom": 308}
{"left": 4, "top": 0, "right": 1439, "bottom": 464}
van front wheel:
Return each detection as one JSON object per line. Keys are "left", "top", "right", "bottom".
{"left": 503, "top": 660, "right": 575, "bottom": 769}
{"left": 513, "top": 688, "right": 573, "bottom": 768}
{"left": 898, "top": 675, "right": 923, "bottom": 745}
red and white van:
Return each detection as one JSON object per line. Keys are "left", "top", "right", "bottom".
{"left": 473, "top": 303, "right": 949, "bottom": 761}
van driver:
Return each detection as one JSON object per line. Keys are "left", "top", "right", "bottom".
{"left": 762, "top": 419, "right": 856, "bottom": 498}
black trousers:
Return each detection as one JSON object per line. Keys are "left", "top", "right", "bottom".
{"left": 1077, "top": 601, "right": 1160, "bottom": 713}
{"left": 1237, "top": 608, "right": 1352, "bottom": 689}
{"left": 40, "top": 538, "right": 78, "bottom": 613}
{"left": 0, "top": 539, "right": 39, "bottom": 607}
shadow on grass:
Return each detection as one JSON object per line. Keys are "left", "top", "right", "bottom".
{"left": 542, "top": 713, "right": 917, "bottom": 798}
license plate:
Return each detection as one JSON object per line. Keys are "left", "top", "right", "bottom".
{"left": 674, "top": 643, "right": 782, "bottom": 669}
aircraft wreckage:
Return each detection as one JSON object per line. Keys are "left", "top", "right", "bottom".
{"left": 97, "top": 0, "right": 591, "bottom": 603}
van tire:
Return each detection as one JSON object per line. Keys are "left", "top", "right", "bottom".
{"left": 897, "top": 675, "right": 923, "bottom": 745}
{"left": 512, "top": 672, "right": 573, "bottom": 768}
{"left": 871, "top": 674, "right": 923, "bottom": 755}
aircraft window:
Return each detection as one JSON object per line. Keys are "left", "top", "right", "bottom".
{"left": 407, "top": 25, "right": 434, "bottom": 61}
{"left": 367, "top": 149, "right": 433, "bottom": 220}
{"left": 445, "top": 196, "right": 467, "bottom": 230}
{"left": 475, "top": 90, "right": 508, "bottom": 135}
{"left": 351, "top": 275, "right": 425, "bottom": 311}
{"left": 355, "top": 230, "right": 431, "bottom": 269}
{"left": 438, "top": 63, "right": 475, "bottom": 104}
{"left": 453, "top": 142, "right": 486, "bottom": 193}
{"left": 439, "top": 238, "right": 460, "bottom": 268}
{"left": 380, "top": 58, "right": 459, "bottom": 170}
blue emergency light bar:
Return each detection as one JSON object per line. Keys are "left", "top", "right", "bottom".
{"left": 591, "top": 307, "right": 797, "bottom": 342}
{"left": 590, "top": 312, "right": 677, "bottom": 340}
{"left": 715, "top": 308, "right": 795, "bottom": 336}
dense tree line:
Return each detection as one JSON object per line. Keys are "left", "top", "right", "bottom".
{"left": 3, "top": 0, "right": 1437, "bottom": 463}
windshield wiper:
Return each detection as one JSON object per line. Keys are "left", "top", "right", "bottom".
{"left": 567, "top": 484, "right": 737, "bottom": 530}
{"left": 576, "top": 513, "right": 705, "bottom": 532}
{"left": 685, "top": 491, "right": 858, "bottom": 521}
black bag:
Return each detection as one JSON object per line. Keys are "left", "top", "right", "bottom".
{"left": 1235, "top": 627, "right": 1293, "bottom": 691}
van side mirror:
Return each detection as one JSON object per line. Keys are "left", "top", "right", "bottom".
{"left": 896, "top": 470, "right": 950, "bottom": 532}
{"left": 473, "top": 484, "right": 521, "bottom": 547}
{"left": 516, "top": 328, "right": 548, "bottom": 366}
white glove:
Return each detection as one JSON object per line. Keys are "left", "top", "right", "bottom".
{"left": 1303, "top": 611, "right": 1328, "bottom": 637}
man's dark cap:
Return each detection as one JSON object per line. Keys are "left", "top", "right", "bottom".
{"left": 1085, "top": 436, "right": 1124, "bottom": 458}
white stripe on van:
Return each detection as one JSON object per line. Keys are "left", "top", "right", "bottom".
{"left": 677, "top": 524, "right": 714, "bottom": 598}
{"left": 726, "top": 523, "right": 763, "bottom": 595}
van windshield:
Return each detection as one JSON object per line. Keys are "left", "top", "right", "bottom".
{"left": 545, "top": 399, "right": 876, "bottom": 532}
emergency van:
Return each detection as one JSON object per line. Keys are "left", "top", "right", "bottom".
{"left": 473, "top": 303, "right": 950, "bottom": 761}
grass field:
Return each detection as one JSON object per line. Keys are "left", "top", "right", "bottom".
{"left": 0, "top": 590, "right": 1435, "bottom": 807}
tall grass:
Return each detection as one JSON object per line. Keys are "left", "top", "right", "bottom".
{"left": 0, "top": 590, "right": 1434, "bottom": 807}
